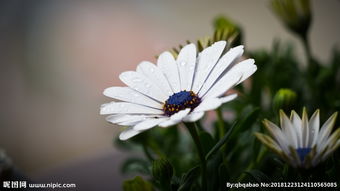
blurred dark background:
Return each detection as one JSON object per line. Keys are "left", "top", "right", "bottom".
{"left": 0, "top": 0, "right": 339, "bottom": 190}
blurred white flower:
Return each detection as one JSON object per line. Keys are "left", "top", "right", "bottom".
{"left": 256, "top": 109, "right": 340, "bottom": 168}
{"left": 101, "top": 41, "right": 257, "bottom": 140}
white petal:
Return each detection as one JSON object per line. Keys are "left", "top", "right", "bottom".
{"left": 280, "top": 110, "right": 298, "bottom": 148}
{"left": 119, "top": 71, "right": 168, "bottom": 102}
{"left": 308, "top": 109, "right": 320, "bottom": 147}
{"left": 106, "top": 114, "right": 164, "bottom": 124}
{"left": 159, "top": 119, "right": 180, "bottom": 127}
{"left": 133, "top": 118, "right": 168, "bottom": 131}
{"left": 192, "top": 41, "right": 226, "bottom": 93}
{"left": 176, "top": 44, "right": 197, "bottom": 91}
{"left": 157, "top": 51, "right": 181, "bottom": 93}
{"left": 193, "top": 98, "right": 221, "bottom": 112}
{"left": 321, "top": 139, "right": 340, "bottom": 161}
{"left": 264, "top": 120, "right": 290, "bottom": 154}
{"left": 316, "top": 112, "right": 338, "bottom": 149}
{"left": 107, "top": 114, "right": 148, "bottom": 124}
{"left": 159, "top": 109, "right": 191, "bottom": 127}
{"left": 119, "top": 120, "right": 143, "bottom": 126}
{"left": 100, "top": 102, "right": 163, "bottom": 115}
{"left": 301, "top": 109, "right": 310, "bottom": 148}
{"left": 319, "top": 128, "right": 340, "bottom": 158}
{"left": 198, "top": 45, "right": 243, "bottom": 96}
{"left": 201, "top": 59, "right": 256, "bottom": 99}
{"left": 170, "top": 108, "right": 191, "bottom": 121}
{"left": 137, "top": 61, "right": 173, "bottom": 96}
{"left": 219, "top": 94, "right": 238, "bottom": 103}
{"left": 201, "top": 72, "right": 241, "bottom": 99}
{"left": 103, "top": 87, "right": 162, "bottom": 109}
{"left": 290, "top": 111, "right": 303, "bottom": 148}
{"left": 119, "top": 128, "right": 142, "bottom": 140}
{"left": 183, "top": 112, "right": 204, "bottom": 122}
{"left": 233, "top": 59, "right": 257, "bottom": 85}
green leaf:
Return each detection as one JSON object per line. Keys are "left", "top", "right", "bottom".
{"left": 123, "top": 176, "right": 154, "bottom": 191}
{"left": 178, "top": 165, "right": 200, "bottom": 191}
{"left": 206, "top": 151, "right": 223, "bottom": 191}
{"left": 244, "top": 169, "right": 271, "bottom": 183}
{"left": 152, "top": 158, "right": 174, "bottom": 185}
{"left": 236, "top": 107, "right": 260, "bottom": 133}
{"left": 198, "top": 131, "right": 215, "bottom": 155}
{"left": 121, "top": 158, "right": 150, "bottom": 175}
{"left": 205, "top": 121, "right": 236, "bottom": 160}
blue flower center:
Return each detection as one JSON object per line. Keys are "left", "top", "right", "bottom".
{"left": 296, "top": 147, "right": 312, "bottom": 162}
{"left": 163, "top": 90, "right": 201, "bottom": 116}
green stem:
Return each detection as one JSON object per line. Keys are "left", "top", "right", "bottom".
{"left": 302, "top": 35, "right": 312, "bottom": 63}
{"left": 301, "top": 34, "right": 318, "bottom": 107}
{"left": 184, "top": 122, "right": 207, "bottom": 191}
{"left": 142, "top": 143, "right": 154, "bottom": 162}
{"left": 301, "top": 34, "right": 317, "bottom": 77}
{"left": 216, "top": 108, "right": 225, "bottom": 139}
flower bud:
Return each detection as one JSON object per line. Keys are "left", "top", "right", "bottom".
{"left": 152, "top": 158, "right": 174, "bottom": 184}
{"left": 273, "top": 88, "right": 297, "bottom": 112}
{"left": 271, "top": 0, "right": 311, "bottom": 38}
{"left": 213, "top": 16, "right": 242, "bottom": 46}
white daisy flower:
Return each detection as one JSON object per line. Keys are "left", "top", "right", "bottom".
{"left": 255, "top": 109, "right": 340, "bottom": 168}
{"left": 101, "top": 41, "right": 257, "bottom": 140}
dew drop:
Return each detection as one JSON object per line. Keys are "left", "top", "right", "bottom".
{"left": 180, "top": 61, "right": 186, "bottom": 66}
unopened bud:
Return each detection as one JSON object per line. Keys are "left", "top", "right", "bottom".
{"left": 273, "top": 88, "right": 297, "bottom": 112}
{"left": 271, "top": 0, "right": 311, "bottom": 38}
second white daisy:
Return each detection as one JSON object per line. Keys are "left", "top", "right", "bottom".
{"left": 101, "top": 41, "right": 257, "bottom": 140}
{"left": 255, "top": 109, "right": 339, "bottom": 168}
